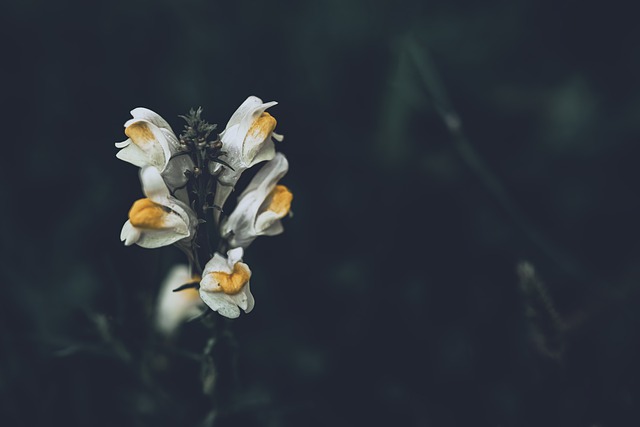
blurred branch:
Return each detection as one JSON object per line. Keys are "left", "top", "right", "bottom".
{"left": 405, "top": 37, "right": 589, "bottom": 283}
{"left": 517, "top": 261, "right": 566, "bottom": 360}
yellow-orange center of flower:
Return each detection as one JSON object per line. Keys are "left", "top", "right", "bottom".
{"left": 266, "top": 185, "right": 293, "bottom": 217}
{"left": 125, "top": 121, "right": 155, "bottom": 149}
{"left": 129, "top": 198, "right": 168, "bottom": 229}
{"left": 246, "top": 112, "right": 277, "bottom": 143}
{"left": 211, "top": 263, "right": 251, "bottom": 295}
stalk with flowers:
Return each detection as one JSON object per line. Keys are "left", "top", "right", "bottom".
{"left": 116, "top": 96, "right": 293, "bottom": 325}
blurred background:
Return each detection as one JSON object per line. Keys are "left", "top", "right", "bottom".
{"left": 2, "top": 0, "right": 640, "bottom": 425}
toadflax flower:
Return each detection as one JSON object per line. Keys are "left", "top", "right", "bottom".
{"left": 121, "top": 166, "right": 196, "bottom": 248}
{"left": 115, "top": 108, "right": 193, "bottom": 199}
{"left": 221, "top": 153, "right": 292, "bottom": 249}
{"left": 199, "top": 248, "right": 254, "bottom": 319}
{"left": 155, "top": 265, "right": 204, "bottom": 336}
{"left": 213, "top": 96, "right": 283, "bottom": 221}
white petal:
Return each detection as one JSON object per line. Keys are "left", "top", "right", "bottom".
{"left": 155, "top": 265, "right": 203, "bottom": 335}
{"left": 120, "top": 221, "right": 141, "bottom": 246}
{"left": 260, "top": 220, "right": 284, "bottom": 237}
{"left": 227, "top": 247, "right": 244, "bottom": 265}
{"left": 116, "top": 143, "right": 157, "bottom": 168}
{"left": 135, "top": 226, "right": 189, "bottom": 248}
{"left": 124, "top": 119, "right": 173, "bottom": 170}
{"left": 212, "top": 181, "right": 238, "bottom": 224}
{"left": 239, "top": 153, "right": 289, "bottom": 198}
{"left": 229, "top": 282, "right": 254, "bottom": 313}
{"left": 140, "top": 166, "right": 171, "bottom": 201}
{"left": 199, "top": 290, "right": 241, "bottom": 319}
{"left": 115, "top": 139, "right": 131, "bottom": 148}
{"left": 224, "top": 96, "right": 264, "bottom": 130}
{"left": 246, "top": 138, "right": 276, "bottom": 168}
{"left": 202, "top": 252, "right": 233, "bottom": 277}
{"left": 128, "top": 107, "right": 173, "bottom": 132}
{"left": 254, "top": 210, "right": 283, "bottom": 234}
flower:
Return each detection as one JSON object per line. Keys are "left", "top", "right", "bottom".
{"left": 213, "top": 96, "right": 283, "bottom": 220}
{"left": 115, "top": 108, "right": 192, "bottom": 199}
{"left": 199, "top": 248, "right": 254, "bottom": 319}
{"left": 221, "top": 153, "right": 292, "bottom": 249}
{"left": 155, "top": 265, "right": 204, "bottom": 336}
{"left": 120, "top": 166, "right": 196, "bottom": 248}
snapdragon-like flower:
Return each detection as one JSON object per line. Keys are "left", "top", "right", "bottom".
{"left": 199, "top": 248, "right": 254, "bottom": 319}
{"left": 155, "top": 265, "right": 204, "bottom": 336}
{"left": 121, "top": 166, "right": 196, "bottom": 248}
{"left": 115, "top": 108, "right": 193, "bottom": 198}
{"left": 213, "top": 96, "right": 283, "bottom": 220}
{"left": 221, "top": 153, "right": 292, "bottom": 249}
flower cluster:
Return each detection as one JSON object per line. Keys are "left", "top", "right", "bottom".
{"left": 116, "top": 97, "right": 293, "bottom": 330}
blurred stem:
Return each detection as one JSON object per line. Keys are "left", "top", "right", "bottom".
{"left": 406, "top": 37, "right": 588, "bottom": 282}
{"left": 201, "top": 317, "right": 238, "bottom": 425}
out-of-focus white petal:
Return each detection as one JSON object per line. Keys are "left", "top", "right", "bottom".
{"left": 155, "top": 265, "right": 203, "bottom": 336}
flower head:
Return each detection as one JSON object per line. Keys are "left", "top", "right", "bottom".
{"left": 213, "top": 96, "right": 283, "bottom": 219}
{"left": 199, "top": 248, "right": 254, "bottom": 319}
{"left": 116, "top": 108, "right": 193, "bottom": 198}
{"left": 221, "top": 153, "right": 292, "bottom": 248}
{"left": 121, "top": 166, "right": 196, "bottom": 248}
{"left": 155, "top": 265, "right": 204, "bottom": 336}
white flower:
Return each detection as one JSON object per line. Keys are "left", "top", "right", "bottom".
{"left": 213, "top": 96, "right": 283, "bottom": 221}
{"left": 120, "top": 166, "right": 196, "bottom": 248}
{"left": 199, "top": 248, "right": 255, "bottom": 319}
{"left": 221, "top": 153, "right": 292, "bottom": 249}
{"left": 115, "top": 108, "right": 192, "bottom": 198}
{"left": 155, "top": 265, "right": 204, "bottom": 336}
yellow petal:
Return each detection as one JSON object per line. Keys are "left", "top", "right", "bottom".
{"left": 128, "top": 198, "right": 169, "bottom": 229}
{"left": 245, "top": 112, "right": 277, "bottom": 145}
{"left": 265, "top": 185, "right": 293, "bottom": 217}
{"left": 125, "top": 121, "right": 156, "bottom": 150}
{"left": 211, "top": 262, "right": 251, "bottom": 295}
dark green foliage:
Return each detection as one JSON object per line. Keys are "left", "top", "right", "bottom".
{"left": 2, "top": 0, "right": 640, "bottom": 426}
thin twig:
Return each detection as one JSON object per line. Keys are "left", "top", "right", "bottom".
{"left": 406, "top": 37, "right": 590, "bottom": 283}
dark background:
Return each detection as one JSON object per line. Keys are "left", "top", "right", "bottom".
{"left": 2, "top": 0, "right": 640, "bottom": 426}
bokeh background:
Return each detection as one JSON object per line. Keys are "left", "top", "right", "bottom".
{"left": 2, "top": 0, "right": 640, "bottom": 425}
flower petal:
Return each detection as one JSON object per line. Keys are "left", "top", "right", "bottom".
{"left": 140, "top": 166, "right": 171, "bottom": 202}
{"left": 128, "top": 107, "right": 173, "bottom": 132}
{"left": 155, "top": 265, "right": 203, "bottom": 336}
{"left": 115, "top": 139, "right": 131, "bottom": 148}
{"left": 116, "top": 143, "right": 154, "bottom": 168}
{"left": 199, "top": 290, "right": 241, "bottom": 319}
{"left": 227, "top": 247, "right": 244, "bottom": 265}
{"left": 134, "top": 225, "right": 189, "bottom": 248}
{"left": 120, "top": 220, "right": 141, "bottom": 246}
{"left": 239, "top": 153, "right": 289, "bottom": 198}
{"left": 224, "top": 96, "right": 265, "bottom": 130}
